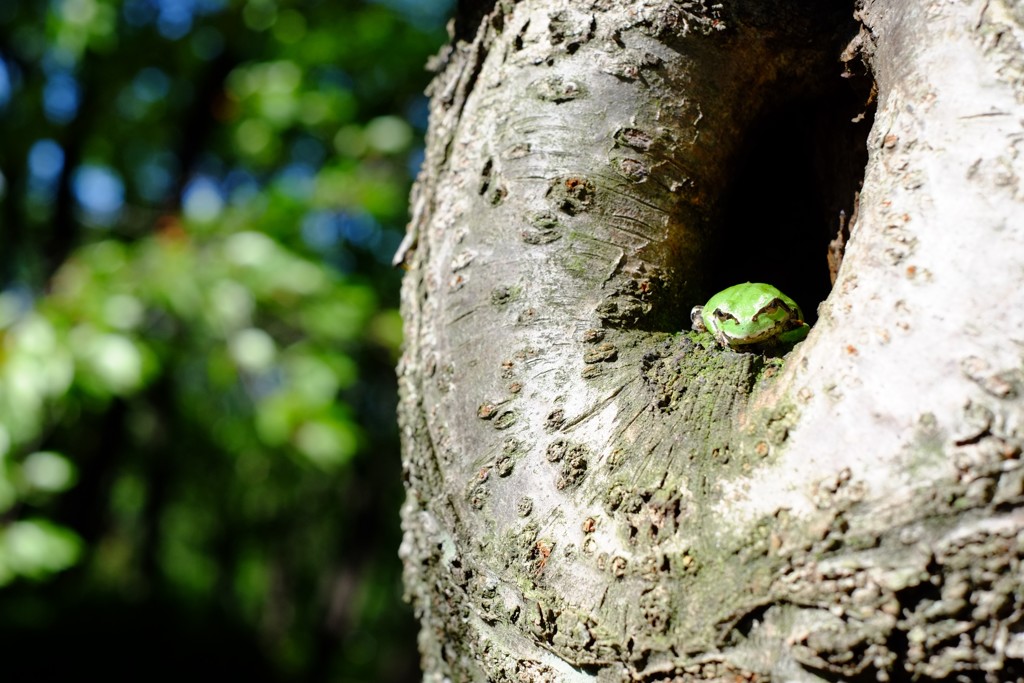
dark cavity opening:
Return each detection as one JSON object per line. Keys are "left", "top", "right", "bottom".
{"left": 708, "top": 34, "right": 875, "bottom": 326}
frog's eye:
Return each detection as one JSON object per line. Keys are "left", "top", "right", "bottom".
{"left": 754, "top": 298, "right": 786, "bottom": 320}
{"left": 713, "top": 309, "right": 738, "bottom": 323}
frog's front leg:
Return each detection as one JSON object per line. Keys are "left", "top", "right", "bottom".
{"left": 776, "top": 320, "right": 810, "bottom": 345}
{"left": 690, "top": 305, "right": 707, "bottom": 333}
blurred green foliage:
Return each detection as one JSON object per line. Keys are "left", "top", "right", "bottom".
{"left": 0, "top": 0, "right": 448, "bottom": 680}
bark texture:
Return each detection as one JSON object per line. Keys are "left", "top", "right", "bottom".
{"left": 397, "top": 0, "right": 1024, "bottom": 680}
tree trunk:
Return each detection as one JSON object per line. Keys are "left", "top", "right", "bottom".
{"left": 397, "top": 1, "right": 1024, "bottom": 680}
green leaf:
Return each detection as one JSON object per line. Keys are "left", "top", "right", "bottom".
{"left": 20, "top": 451, "right": 77, "bottom": 493}
{"left": 0, "top": 520, "right": 83, "bottom": 584}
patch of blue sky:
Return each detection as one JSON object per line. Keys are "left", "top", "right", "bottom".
{"left": 43, "top": 69, "right": 81, "bottom": 124}
{"left": 275, "top": 162, "right": 316, "bottom": 201}
{"left": 224, "top": 168, "right": 260, "bottom": 204}
{"left": 123, "top": 0, "right": 227, "bottom": 37}
{"left": 0, "top": 57, "right": 11, "bottom": 110}
{"left": 73, "top": 164, "right": 126, "bottom": 226}
{"left": 28, "top": 140, "right": 65, "bottom": 186}
{"left": 26, "top": 140, "right": 63, "bottom": 209}
{"left": 338, "top": 210, "right": 382, "bottom": 250}
{"left": 301, "top": 211, "right": 339, "bottom": 252}
{"left": 301, "top": 210, "right": 383, "bottom": 254}
{"left": 182, "top": 174, "right": 225, "bottom": 222}
{"left": 157, "top": 2, "right": 194, "bottom": 40}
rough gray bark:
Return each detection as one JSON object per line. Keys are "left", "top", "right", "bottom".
{"left": 397, "top": 1, "right": 1024, "bottom": 681}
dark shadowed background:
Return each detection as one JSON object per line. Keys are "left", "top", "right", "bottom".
{"left": 0, "top": 1, "right": 451, "bottom": 680}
